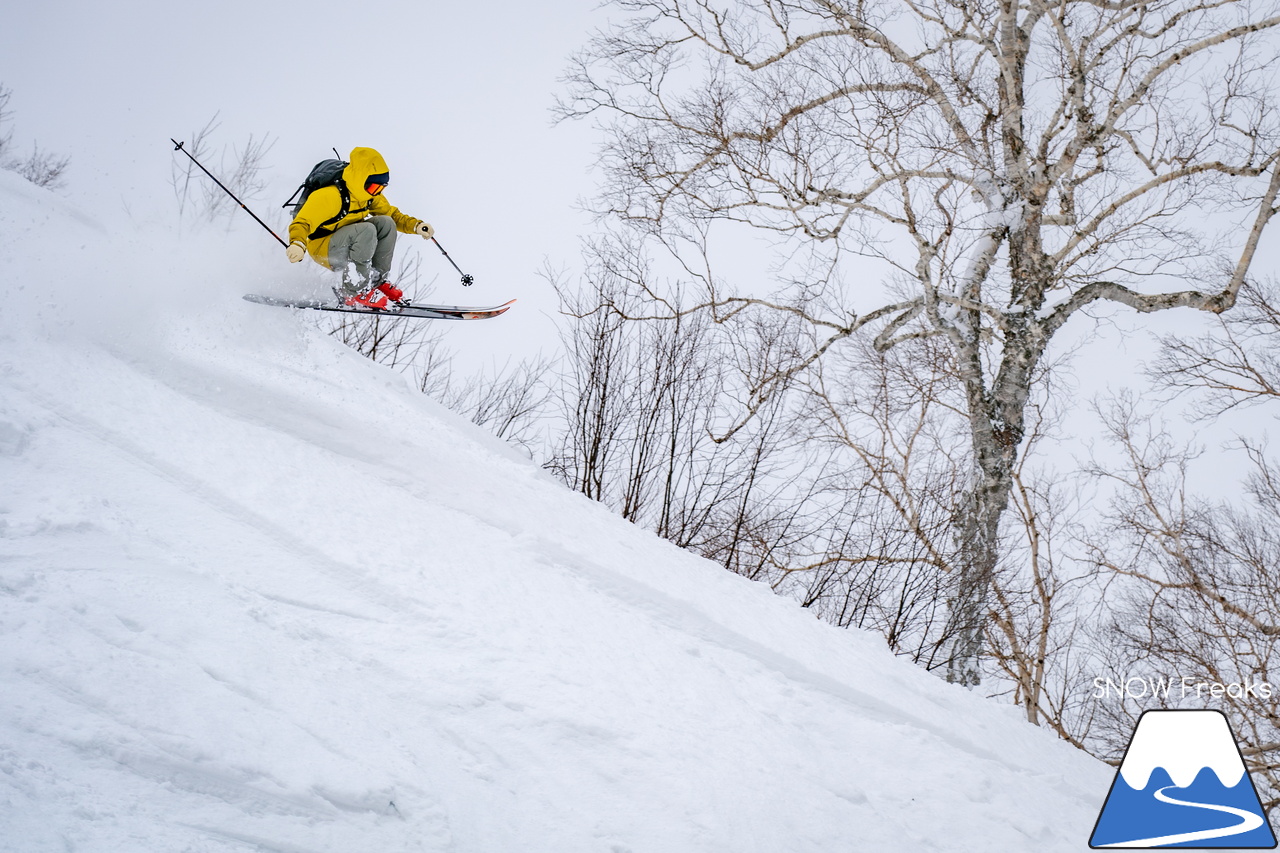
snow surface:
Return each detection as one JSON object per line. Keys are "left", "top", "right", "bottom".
{"left": 0, "top": 169, "right": 1112, "bottom": 851}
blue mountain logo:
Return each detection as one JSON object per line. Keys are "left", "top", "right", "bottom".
{"left": 1090, "top": 709, "right": 1276, "bottom": 848}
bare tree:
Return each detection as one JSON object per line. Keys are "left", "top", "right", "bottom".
{"left": 0, "top": 85, "right": 11, "bottom": 158}
{"left": 170, "top": 114, "right": 273, "bottom": 223}
{"left": 1084, "top": 395, "right": 1280, "bottom": 810}
{"left": 438, "top": 355, "right": 556, "bottom": 454}
{"left": 986, "top": 459, "right": 1102, "bottom": 746}
{"left": 551, "top": 243, "right": 975, "bottom": 668}
{"left": 0, "top": 84, "right": 70, "bottom": 189}
{"left": 548, "top": 241, "right": 825, "bottom": 573}
{"left": 780, "top": 331, "right": 966, "bottom": 666}
{"left": 561, "top": 0, "right": 1280, "bottom": 683}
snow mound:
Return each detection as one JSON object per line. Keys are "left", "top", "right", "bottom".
{"left": 0, "top": 174, "right": 1110, "bottom": 851}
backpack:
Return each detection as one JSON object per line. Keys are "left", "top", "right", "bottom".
{"left": 282, "top": 158, "right": 351, "bottom": 238}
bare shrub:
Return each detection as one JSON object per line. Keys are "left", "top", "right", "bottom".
{"left": 0, "top": 84, "right": 70, "bottom": 190}
{"left": 171, "top": 114, "right": 273, "bottom": 224}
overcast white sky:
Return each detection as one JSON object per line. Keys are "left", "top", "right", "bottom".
{"left": 0, "top": 0, "right": 608, "bottom": 359}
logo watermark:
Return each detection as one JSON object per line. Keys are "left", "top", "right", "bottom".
{"left": 1091, "top": 676, "right": 1274, "bottom": 702}
{"left": 1090, "top": 709, "right": 1277, "bottom": 849}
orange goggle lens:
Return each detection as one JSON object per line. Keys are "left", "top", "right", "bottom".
{"left": 366, "top": 182, "right": 385, "bottom": 195}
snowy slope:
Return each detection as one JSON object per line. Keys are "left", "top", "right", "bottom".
{"left": 0, "top": 170, "right": 1111, "bottom": 852}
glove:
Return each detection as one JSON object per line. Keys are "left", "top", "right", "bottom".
{"left": 286, "top": 241, "right": 307, "bottom": 263}
{"left": 415, "top": 222, "right": 435, "bottom": 240}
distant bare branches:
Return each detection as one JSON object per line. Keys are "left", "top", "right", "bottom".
{"left": 170, "top": 114, "right": 273, "bottom": 223}
{"left": 0, "top": 84, "right": 70, "bottom": 189}
{"left": 438, "top": 356, "right": 555, "bottom": 454}
{"left": 1084, "top": 395, "right": 1280, "bottom": 808}
{"left": 1150, "top": 280, "right": 1280, "bottom": 418}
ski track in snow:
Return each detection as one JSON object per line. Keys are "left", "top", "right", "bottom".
{"left": 5, "top": 365, "right": 435, "bottom": 621}
{"left": 534, "top": 535, "right": 1023, "bottom": 772}
{"left": 1, "top": 337, "right": 1104, "bottom": 852}
{"left": 31, "top": 343, "right": 1082, "bottom": 786}
{"left": 130, "top": 344, "right": 1067, "bottom": 781}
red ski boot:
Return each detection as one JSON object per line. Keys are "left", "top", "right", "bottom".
{"left": 375, "top": 282, "right": 404, "bottom": 303}
{"left": 344, "top": 288, "right": 389, "bottom": 310}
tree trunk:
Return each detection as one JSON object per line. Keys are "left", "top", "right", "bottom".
{"left": 946, "top": 475, "right": 1008, "bottom": 685}
{"left": 944, "top": 217, "right": 1048, "bottom": 683}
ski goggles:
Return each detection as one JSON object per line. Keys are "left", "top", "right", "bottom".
{"left": 365, "top": 172, "right": 389, "bottom": 195}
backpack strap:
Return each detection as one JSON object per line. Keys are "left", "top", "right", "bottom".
{"left": 282, "top": 184, "right": 306, "bottom": 210}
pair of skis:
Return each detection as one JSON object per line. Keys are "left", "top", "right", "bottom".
{"left": 243, "top": 294, "right": 515, "bottom": 321}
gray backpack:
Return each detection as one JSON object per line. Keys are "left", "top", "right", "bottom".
{"left": 282, "top": 159, "right": 351, "bottom": 237}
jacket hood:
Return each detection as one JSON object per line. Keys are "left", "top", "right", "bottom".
{"left": 344, "top": 147, "right": 390, "bottom": 201}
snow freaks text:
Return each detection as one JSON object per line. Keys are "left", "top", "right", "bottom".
{"left": 1092, "top": 677, "right": 1274, "bottom": 702}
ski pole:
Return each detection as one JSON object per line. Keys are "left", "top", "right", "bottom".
{"left": 170, "top": 138, "right": 287, "bottom": 248}
{"left": 431, "top": 237, "right": 475, "bottom": 286}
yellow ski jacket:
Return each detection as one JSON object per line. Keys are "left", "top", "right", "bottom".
{"left": 287, "top": 147, "right": 425, "bottom": 267}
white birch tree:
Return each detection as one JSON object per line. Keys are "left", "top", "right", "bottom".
{"left": 561, "top": 0, "right": 1280, "bottom": 683}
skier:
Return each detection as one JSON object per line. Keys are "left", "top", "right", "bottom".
{"left": 284, "top": 146, "right": 434, "bottom": 310}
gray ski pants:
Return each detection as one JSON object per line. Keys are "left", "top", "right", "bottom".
{"left": 327, "top": 215, "right": 397, "bottom": 292}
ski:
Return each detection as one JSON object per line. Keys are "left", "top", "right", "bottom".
{"left": 243, "top": 294, "right": 515, "bottom": 320}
